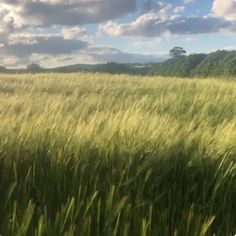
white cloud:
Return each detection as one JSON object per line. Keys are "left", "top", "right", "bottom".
{"left": 3, "top": 56, "right": 19, "bottom": 66}
{"left": 174, "top": 6, "right": 185, "bottom": 14}
{"left": 8, "top": 33, "right": 38, "bottom": 45}
{"left": 0, "top": 29, "right": 168, "bottom": 67}
{"left": 212, "top": 0, "right": 236, "bottom": 21}
{"left": 0, "top": 0, "right": 136, "bottom": 30}
{"left": 183, "top": 0, "right": 195, "bottom": 4}
{"left": 0, "top": 44, "right": 167, "bottom": 67}
{"left": 101, "top": 14, "right": 230, "bottom": 38}
{"left": 100, "top": 22, "right": 124, "bottom": 37}
{"left": 1, "top": 0, "right": 236, "bottom": 68}
{"left": 62, "top": 27, "right": 87, "bottom": 39}
{"left": 0, "top": 33, "right": 88, "bottom": 65}
{"left": 101, "top": 2, "right": 233, "bottom": 38}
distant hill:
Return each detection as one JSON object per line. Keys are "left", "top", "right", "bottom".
{"left": 26, "top": 62, "right": 152, "bottom": 75}
{"left": 1, "top": 50, "right": 236, "bottom": 77}
{"left": 48, "top": 64, "right": 94, "bottom": 73}
{"left": 91, "top": 62, "right": 151, "bottom": 75}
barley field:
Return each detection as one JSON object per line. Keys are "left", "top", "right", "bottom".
{"left": 0, "top": 73, "right": 235, "bottom": 236}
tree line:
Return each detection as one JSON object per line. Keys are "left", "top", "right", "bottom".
{"left": 1, "top": 49, "right": 236, "bottom": 77}
{"left": 150, "top": 49, "right": 236, "bottom": 77}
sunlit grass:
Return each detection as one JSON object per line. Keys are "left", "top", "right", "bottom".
{"left": 0, "top": 73, "right": 235, "bottom": 235}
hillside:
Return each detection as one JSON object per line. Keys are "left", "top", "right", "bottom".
{"left": 151, "top": 50, "right": 236, "bottom": 78}
{"left": 150, "top": 54, "right": 207, "bottom": 77}
{"left": 1, "top": 50, "right": 236, "bottom": 77}
{"left": 0, "top": 62, "right": 152, "bottom": 75}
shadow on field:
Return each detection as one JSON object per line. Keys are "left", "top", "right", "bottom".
{"left": 0, "top": 143, "right": 235, "bottom": 236}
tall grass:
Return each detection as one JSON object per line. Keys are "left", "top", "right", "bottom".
{"left": 0, "top": 73, "right": 235, "bottom": 236}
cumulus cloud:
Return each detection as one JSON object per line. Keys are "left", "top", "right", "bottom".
{"left": 2, "top": 56, "right": 19, "bottom": 67}
{"left": 0, "top": 33, "right": 88, "bottom": 65}
{"left": 0, "top": 0, "right": 136, "bottom": 30}
{"left": 1, "top": 0, "right": 236, "bottom": 67}
{"left": 102, "top": 14, "right": 230, "bottom": 37}
{"left": 174, "top": 6, "right": 185, "bottom": 14}
{"left": 212, "top": 0, "right": 236, "bottom": 21}
{"left": 0, "top": 30, "right": 167, "bottom": 67}
{"left": 62, "top": 27, "right": 87, "bottom": 40}
{"left": 101, "top": 2, "right": 233, "bottom": 38}
{"left": 0, "top": 44, "right": 167, "bottom": 67}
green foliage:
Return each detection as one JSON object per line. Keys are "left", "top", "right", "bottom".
{"left": 0, "top": 65, "right": 7, "bottom": 72}
{"left": 26, "top": 64, "right": 44, "bottom": 73}
{"left": 0, "top": 73, "right": 236, "bottom": 235}
{"left": 193, "top": 50, "right": 236, "bottom": 77}
{"left": 169, "top": 47, "right": 187, "bottom": 59}
{"left": 2, "top": 50, "right": 236, "bottom": 78}
{"left": 151, "top": 54, "right": 207, "bottom": 77}
{"left": 150, "top": 54, "right": 207, "bottom": 77}
{"left": 152, "top": 50, "right": 236, "bottom": 78}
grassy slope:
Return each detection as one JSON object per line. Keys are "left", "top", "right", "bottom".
{"left": 0, "top": 73, "right": 236, "bottom": 236}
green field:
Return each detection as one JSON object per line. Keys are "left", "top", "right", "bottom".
{"left": 0, "top": 73, "right": 235, "bottom": 236}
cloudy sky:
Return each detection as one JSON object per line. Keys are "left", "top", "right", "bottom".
{"left": 0, "top": 0, "right": 235, "bottom": 67}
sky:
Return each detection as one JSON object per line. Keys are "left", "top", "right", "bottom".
{"left": 0, "top": 0, "right": 236, "bottom": 68}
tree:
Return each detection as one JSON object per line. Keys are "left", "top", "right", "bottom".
{"left": 0, "top": 66, "right": 7, "bottom": 72}
{"left": 26, "top": 63, "right": 43, "bottom": 73}
{"left": 169, "top": 47, "right": 186, "bottom": 59}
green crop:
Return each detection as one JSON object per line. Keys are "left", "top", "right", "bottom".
{"left": 0, "top": 73, "right": 235, "bottom": 235}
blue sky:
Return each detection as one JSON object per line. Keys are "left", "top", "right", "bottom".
{"left": 0, "top": 0, "right": 235, "bottom": 67}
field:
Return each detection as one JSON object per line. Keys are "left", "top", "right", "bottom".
{"left": 0, "top": 73, "right": 236, "bottom": 236}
